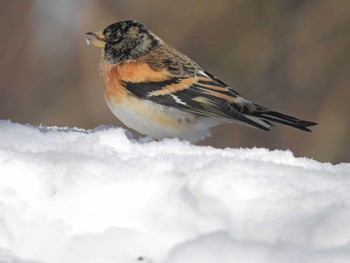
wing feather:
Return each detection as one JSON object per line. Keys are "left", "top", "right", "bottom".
{"left": 105, "top": 45, "right": 316, "bottom": 133}
{"left": 119, "top": 46, "right": 270, "bottom": 131}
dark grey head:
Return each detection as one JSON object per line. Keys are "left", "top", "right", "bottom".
{"left": 99, "top": 20, "right": 163, "bottom": 63}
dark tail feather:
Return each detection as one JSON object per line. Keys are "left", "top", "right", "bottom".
{"left": 251, "top": 104, "right": 318, "bottom": 132}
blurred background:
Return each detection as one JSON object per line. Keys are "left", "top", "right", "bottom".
{"left": 1, "top": 0, "right": 349, "bottom": 164}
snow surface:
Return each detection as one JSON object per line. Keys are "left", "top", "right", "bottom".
{"left": 0, "top": 120, "right": 349, "bottom": 263}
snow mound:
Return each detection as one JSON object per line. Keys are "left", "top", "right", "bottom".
{"left": 0, "top": 120, "right": 349, "bottom": 263}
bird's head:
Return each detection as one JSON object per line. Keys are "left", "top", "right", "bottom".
{"left": 86, "top": 20, "right": 163, "bottom": 63}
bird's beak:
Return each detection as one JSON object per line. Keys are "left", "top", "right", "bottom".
{"left": 85, "top": 31, "right": 106, "bottom": 48}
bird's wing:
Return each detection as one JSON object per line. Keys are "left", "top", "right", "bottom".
{"left": 121, "top": 45, "right": 270, "bottom": 130}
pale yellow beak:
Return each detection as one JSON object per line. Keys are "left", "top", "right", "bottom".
{"left": 85, "top": 31, "right": 106, "bottom": 48}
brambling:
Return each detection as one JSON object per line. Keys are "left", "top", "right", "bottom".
{"left": 86, "top": 20, "right": 317, "bottom": 142}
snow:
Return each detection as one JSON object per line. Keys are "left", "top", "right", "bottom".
{"left": 0, "top": 120, "right": 349, "bottom": 263}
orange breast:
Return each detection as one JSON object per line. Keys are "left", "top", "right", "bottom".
{"left": 99, "top": 58, "right": 196, "bottom": 131}
{"left": 99, "top": 59, "right": 171, "bottom": 103}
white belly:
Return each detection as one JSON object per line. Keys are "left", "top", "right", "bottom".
{"left": 105, "top": 96, "right": 221, "bottom": 142}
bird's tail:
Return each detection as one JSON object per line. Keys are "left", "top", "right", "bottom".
{"left": 243, "top": 104, "right": 318, "bottom": 132}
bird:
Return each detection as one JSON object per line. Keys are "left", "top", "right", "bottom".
{"left": 86, "top": 20, "right": 317, "bottom": 142}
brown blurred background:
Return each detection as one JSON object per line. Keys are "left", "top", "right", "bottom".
{"left": 1, "top": 0, "right": 349, "bottom": 164}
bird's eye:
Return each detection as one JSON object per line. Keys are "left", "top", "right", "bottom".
{"left": 111, "top": 32, "right": 119, "bottom": 40}
{"left": 104, "top": 31, "right": 111, "bottom": 39}
{"left": 109, "top": 32, "right": 123, "bottom": 43}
